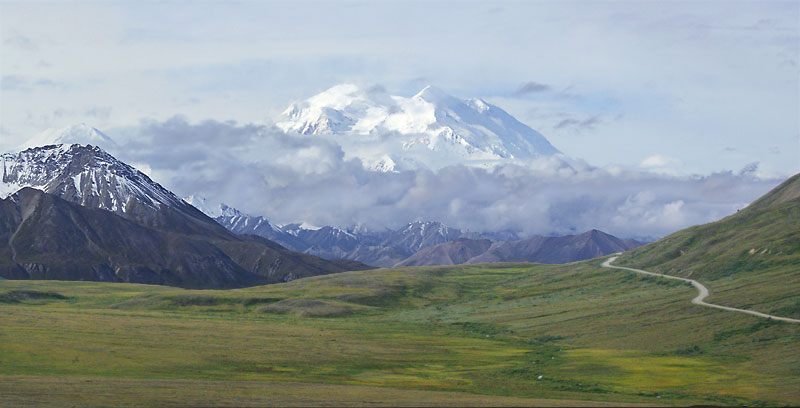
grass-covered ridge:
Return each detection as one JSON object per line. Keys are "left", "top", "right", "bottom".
{"left": 1, "top": 259, "right": 798, "bottom": 406}
{"left": 617, "top": 173, "right": 800, "bottom": 318}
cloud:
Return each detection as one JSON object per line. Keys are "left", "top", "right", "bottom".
{"left": 739, "top": 162, "right": 759, "bottom": 177}
{"left": 366, "top": 84, "right": 387, "bottom": 94}
{"left": 555, "top": 116, "right": 601, "bottom": 130}
{"left": 0, "top": 76, "right": 61, "bottom": 91}
{"left": 85, "top": 106, "right": 112, "bottom": 119}
{"left": 639, "top": 154, "right": 679, "bottom": 168}
{"left": 3, "top": 35, "right": 37, "bottom": 50}
{"left": 107, "top": 118, "right": 782, "bottom": 240}
{"left": 0, "top": 76, "right": 27, "bottom": 91}
{"left": 514, "top": 81, "right": 551, "bottom": 96}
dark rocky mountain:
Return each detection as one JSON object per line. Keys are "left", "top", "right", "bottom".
{"left": 396, "top": 230, "right": 642, "bottom": 266}
{"left": 0, "top": 188, "right": 260, "bottom": 288}
{"left": 1, "top": 145, "right": 374, "bottom": 288}
{"left": 0, "top": 188, "right": 371, "bottom": 288}
{"left": 0, "top": 188, "right": 368, "bottom": 288}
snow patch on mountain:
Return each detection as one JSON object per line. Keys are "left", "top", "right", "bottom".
{"left": 276, "top": 84, "right": 561, "bottom": 171}
{"left": 1, "top": 144, "right": 185, "bottom": 217}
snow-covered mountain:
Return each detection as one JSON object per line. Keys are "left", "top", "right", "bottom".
{"left": 17, "top": 123, "right": 117, "bottom": 152}
{"left": 276, "top": 84, "right": 561, "bottom": 171}
{"left": 1, "top": 144, "right": 207, "bottom": 229}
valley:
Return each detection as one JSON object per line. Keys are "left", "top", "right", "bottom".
{"left": 1, "top": 258, "right": 797, "bottom": 406}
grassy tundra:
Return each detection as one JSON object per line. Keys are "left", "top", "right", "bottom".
{"left": 1, "top": 259, "right": 797, "bottom": 406}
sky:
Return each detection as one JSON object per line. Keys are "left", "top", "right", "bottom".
{"left": 1, "top": 0, "right": 798, "bottom": 239}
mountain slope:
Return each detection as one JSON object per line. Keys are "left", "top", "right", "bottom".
{"left": 277, "top": 84, "right": 561, "bottom": 170}
{"left": 0, "top": 188, "right": 266, "bottom": 288}
{"left": 617, "top": 173, "right": 800, "bottom": 280}
{"left": 616, "top": 173, "right": 800, "bottom": 318}
{"left": 397, "top": 230, "right": 641, "bottom": 266}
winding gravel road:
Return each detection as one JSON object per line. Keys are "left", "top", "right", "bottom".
{"left": 602, "top": 256, "right": 800, "bottom": 324}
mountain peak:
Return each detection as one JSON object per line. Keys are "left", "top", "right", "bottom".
{"left": 2, "top": 143, "right": 197, "bottom": 227}
{"left": 413, "top": 85, "right": 455, "bottom": 104}
{"left": 275, "top": 84, "right": 561, "bottom": 170}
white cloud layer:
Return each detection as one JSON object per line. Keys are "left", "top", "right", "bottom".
{"left": 107, "top": 118, "right": 782, "bottom": 240}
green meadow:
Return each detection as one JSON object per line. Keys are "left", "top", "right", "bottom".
{"left": 1, "top": 259, "right": 798, "bottom": 406}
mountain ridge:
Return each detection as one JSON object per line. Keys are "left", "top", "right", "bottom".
{"left": 201, "top": 200, "right": 643, "bottom": 268}
{"left": 617, "top": 172, "right": 800, "bottom": 281}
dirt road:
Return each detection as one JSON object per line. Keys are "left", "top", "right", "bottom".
{"left": 602, "top": 256, "right": 800, "bottom": 323}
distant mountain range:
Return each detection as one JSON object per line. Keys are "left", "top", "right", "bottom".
{"left": 196, "top": 201, "right": 478, "bottom": 267}
{"left": 397, "top": 230, "right": 642, "bottom": 266}
{"left": 277, "top": 84, "right": 562, "bottom": 171}
{"left": 1, "top": 144, "right": 372, "bottom": 288}
{"left": 187, "top": 199, "right": 643, "bottom": 268}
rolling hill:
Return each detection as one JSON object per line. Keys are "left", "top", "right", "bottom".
{"left": 616, "top": 173, "right": 800, "bottom": 317}
{"left": 1, "top": 257, "right": 797, "bottom": 406}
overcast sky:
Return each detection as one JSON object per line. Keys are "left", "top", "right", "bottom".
{"left": 1, "top": 1, "right": 798, "bottom": 238}
{"left": 2, "top": 1, "right": 797, "bottom": 176}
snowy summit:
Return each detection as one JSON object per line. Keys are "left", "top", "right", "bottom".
{"left": 276, "top": 84, "right": 561, "bottom": 171}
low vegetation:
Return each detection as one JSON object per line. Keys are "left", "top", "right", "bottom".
{"left": 617, "top": 174, "right": 800, "bottom": 318}
{"left": 1, "top": 259, "right": 797, "bottom": 406}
